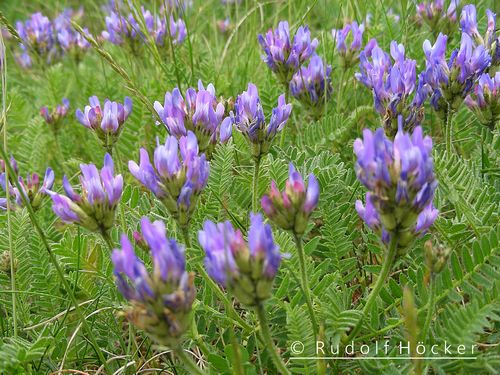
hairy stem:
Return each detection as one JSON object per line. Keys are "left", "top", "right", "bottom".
{"left": 255, "top": 303, "right": 291, "bottom": 375}
{"left": 174, "top": 347, "right": 207, "bottom": 375}
{"left": 445, "top": 103, "right": 454, "bottom": 154}
{"left": 252, "top": 156, "right": 261, "bottom": 212}
{"left": 421, "top": 275, "right": 435, "bottom": 343}
{"left": 343, "top": 235, "right": 398, "bottom": 344}
{"left": 1, "top": 34, "right": 16, "bottom": 338}
{"left": 293, "top": 233, "right": 318, "bottom": 336}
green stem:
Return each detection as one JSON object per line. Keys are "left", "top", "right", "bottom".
{"left": 343, "top": 235, "right": 398, "bottom": 344}
{"left": 292, "top": 233, "right": 318, "bottom": 336}
{"left": 420, "top": 275, "right": 435, "bottom": 343}
{"left": 255, "top": 303, "right": 291, "bottom": 375}
{"left": 1, "top": 45, "right": 16, "bottom": 337}
{"left": 252, "top": 156, "right": 261, "bottom": 212}
{"left": 0, "top": 146, "right": 111, "bottom": 373}
{"left": 101, "top": 230, "right": 114, "bottom": 252}
{"left": 336, "top": 69, "right": 346, "bottom": 114}
{"left": 445, "top": 103, "right": 454, "bottom": 154}
{"left": 180, "top": 226, "right": 253, "bottom": 333}
{"left": 174, "top": 347, "right": 207, "bottom": 375}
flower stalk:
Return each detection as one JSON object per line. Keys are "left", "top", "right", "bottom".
{"left": 343, "top": 236, "right": 398, "bottom": 344}
{"left": 293, "top": 233, "right": 318, "bottom": 335}
{"left": 256, "top": 303, "right": 291, "bottom": 375}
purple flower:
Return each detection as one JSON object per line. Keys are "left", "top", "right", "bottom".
{"left": 262, "top": 163, "right": 319, "bottom": 235}
{"left": 112, "top": 216, "right": 195, "bottom": 345}
{"left": 464, "top": 72, "right": 499, "bottom": 128}
{"left": 332, "top": 21, "right": 365, "bottom": 68}
{"left": 461, "top": 6, "right": 498, "bottom": 67}
{"left": 423, "top": 32, "right": 491, "bottom": 114}
{"left": 416, "top": 0, "right": 459, "bottom": 35}
{"left": 50, "top": 154, "right": 123, "bottom": 232}
{"left": 198, "top": 213, "right": 281, "bottom": 305}
{"left": 16, "top": 12, "right": 55, "bottom": 59}
{"left": 217, "top": 17, "right": 231, "bottom": 34}
{"left": 0, "top": 157, "right": 54, "bottom": 211}
{"left": 289, "top": 54, "right": 333, "bottom": 113}
{"left": 128, "top": 131, "right": 209, "bottom": 227}
{"left": 354, "top": 125, "right": 438, "bottom": 249}
{"left": 40, "top": 98, "right": 70, "bottom": 135}
{"left": 356, "top": 40, "right": 430, "bottom": 134}
{"left": 154, "top": 80, "right": 232, "bottom": 156}
{"left": 233, "top": 83, "right": 291, "bottom": 159}
{"left": 169, "top": 15, "right": 187, "bottom": 45}
{"left": 102, "top": 7, "right": 187, "bottom": 48}
{"left": 258, "top": 21, "right": 318, "bottom": 83}
{"left": 76, "top": 96, "right": 132, "bottom": 151}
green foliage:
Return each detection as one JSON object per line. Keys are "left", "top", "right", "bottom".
{"left": 0, "top": 0, "right": 499, "bottom": 374}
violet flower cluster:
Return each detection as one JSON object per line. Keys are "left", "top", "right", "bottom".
{"left": 262, "top": 164, "right": 320, "bottom": 235}
{"left": 154, "top": 80, "right": 232, "bottom": 156}
{"left": 415, "top": 0, "right": 459, "bottom": 37}
{"left": 331, "top": 21, "right": 365, "bottom": 69}
{"left": 102, "top": 7, "right": 186, "bottom": 49}
{"left": 129, "top": 131, "right": 209, "bottom": 228}
{"left": 289, "top": 55, "right": 333, "bottom": 114}
{"left": 232, "top": 83, "right": 292, "bottom": 160}
{"left": 112, "top": 217, "right": 195, "bottom": 345}
{"left": 258, "top": 21, "right": 318, "bottom": 84}
{"left": 423, "top": 32, "right": 491, "bottom": 116}
{"left": 14, "top": 10, "right": 90, "bottom": 68}
{"left": 464, "top": 72, "right": 499, "bottom": 129}
{"left": 40, "top": 98, "right": 70, "bottom": 136}
{"left": 354, "top": 124, "right": 438, "bottom": 251}
{"left": 50, "top": 154, "right": 123, "bottom": 233}
{"left": 0, "top": 156, "right": 54, "bottom": 211}
{"left": 460, "top": 5, "right": 498, "bottom": 67}
{"left": 76, "top": 96, "right": 132, "bottom": 152}
{"left": 198, "top": 213, "right": 281, "bottom": 306}
{"left": 356, "top": 40, "right": 430, "bottom": 136}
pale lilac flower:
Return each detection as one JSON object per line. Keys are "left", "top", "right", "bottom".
{"left": 112, "top": 216, "right": 195, "bottom": 345}
{"left": 233, "top": 83, "right": 291, "bottom": 159}
{"left": 128, "top": 131, "right": 209, "bottom": 227}
{"left": 154, "top": 80, "right": 231, "bottom": 156}
{"left": 354, "top": 125, "right": 438, "bottom": 249}
{"left": 50, "top": 154, "right": 123, "bottom": 232}
{"left": 199, "top": 213, "right": 281, "bottom": 305}
{"left": 258, "top": 21, "right": 318, "bottom": 83}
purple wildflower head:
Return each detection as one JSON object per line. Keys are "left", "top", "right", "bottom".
{"left": 128, "top": 131, "right": 209, "bottom": 228}
{"left": 112, "top": 216, "right": 195, "bottom": 345}
{"left": 154, "top": 80, "right": 232, "bottom": 157}
{"left": 356, "top": 40, "right": 430, "bottom": 135}
{"left": 217, "top": 17, "right": 231, "bottom": 34}
{"left": 198, "top": 213, "right": 281, "bottom": 305}
{"left": 0, "top": 157, "right": 54, "bottom": 211}
{"left": 332, "top": 21, "right": 365, "bottom": 68}
{"left": 102, "top": 7, "right": 187, "bottom": 50}
{"left": 354, "top": 125, "right": 438, "bottom": 250}
{"left": 258, "top": 21, "right": 318, "bottom": 83}
{"left": 76, "top": 96, "right": 132, "bottom": 152}
{"left": 289, "top": 54, "right": 333, "bottom": 115}
{"left": 40, "top": 98, "right": 70, "bottom": 135}
{"left": 464, "top": 72, "right": 499, "bottom": 128}
{"left": 16, "top": 12, "right": 55, "bottom": 59}
{"left": 416, "top": 0, "right": 459, "bottom": 36}
{"left": 423, "top": 32, "right": 491, "bottom": 115}
{"left": 50, "top": 153, "right": 123, "bottom": 232}
{"left": 262, "top": 163, "right": 320, "bottom": 235}
{"left": 233, "top": 83, "right": 291, "bottom": 159}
